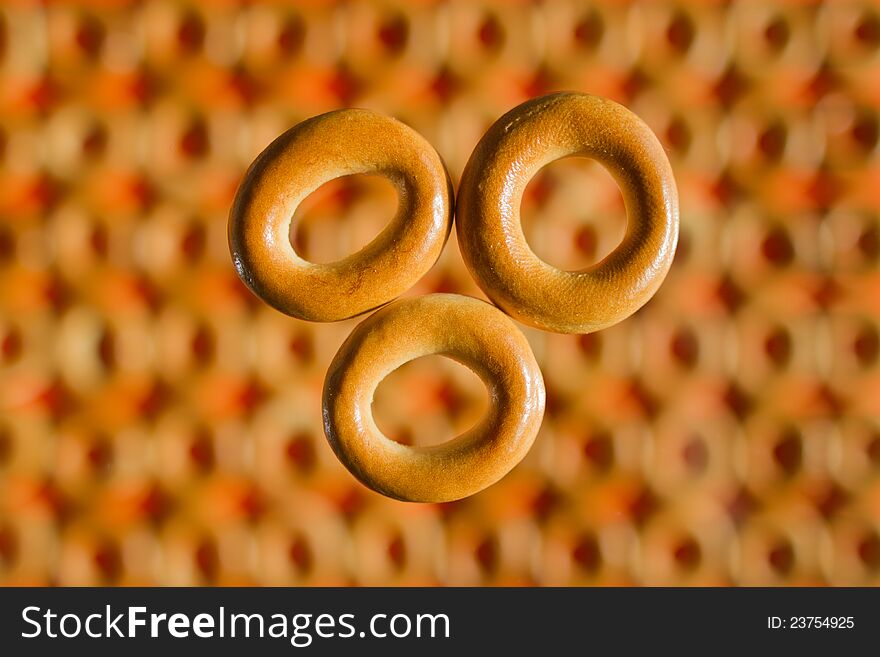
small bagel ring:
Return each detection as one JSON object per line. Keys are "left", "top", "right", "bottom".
{"left": 229, "top": 109, "right": 453, "bottom": 322}
{"left": 322, "top": 293, "right": 545, "bottom": 503}
{"left": 456, "top": 91, "right": 679, "bottom": 334}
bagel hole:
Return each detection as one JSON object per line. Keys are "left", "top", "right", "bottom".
{"left": 372, "top": 354, "right": 488, "bottom": 448}
{"left": 520, "top": 156, "right": 626, "bottom": 272}
{"left": 289, "top": 173, "right": 398, "bottom": 264}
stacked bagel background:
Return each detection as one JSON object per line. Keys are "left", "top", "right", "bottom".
{"left": 2, "top": 0, "right": 880, "bottom": 586}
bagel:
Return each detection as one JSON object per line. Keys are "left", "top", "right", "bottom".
{"left": 322, "top": 294, "right": 545, "bottom": 503}
{"left": 456, "top": 92, "right": 679, "bottom": 334}
{"left": 229, "top": 109, "right": 453, "bottom": 322}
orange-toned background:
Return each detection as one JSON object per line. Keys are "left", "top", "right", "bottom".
{"left": 2, "top": 0, "right": 880, "bottom": 585}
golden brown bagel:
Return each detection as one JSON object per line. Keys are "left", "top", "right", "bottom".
{"left": 322, "top": 294, "right": 545, "bottom": 503}
{"left": 228, "top": 109, "right": 453, "bottom": 322}
{"left": 456, "top": 92, "right": 679, "bottom": 334}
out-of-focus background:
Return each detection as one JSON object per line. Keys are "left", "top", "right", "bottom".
{"left": 1, "top": 0, "right": 879, "bottom": 586}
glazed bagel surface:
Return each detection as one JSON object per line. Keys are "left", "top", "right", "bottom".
{"left": 322, "top": 294, "right": 546, "bottom": 503}
{"left": 456, "top": 91, "right": 679, "bottom": 334}
{"left": 229, "top": 109, "right": 453, "bottom": 322}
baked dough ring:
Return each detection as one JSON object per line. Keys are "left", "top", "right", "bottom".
{"left": 229, "top": 109, "right": 453, "bottom": 322}
{"left": 456, "top": 92, "right": 679, "bottom": 334}
{"left": 322, "top": 294, "right": 545, "bottom": 503}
